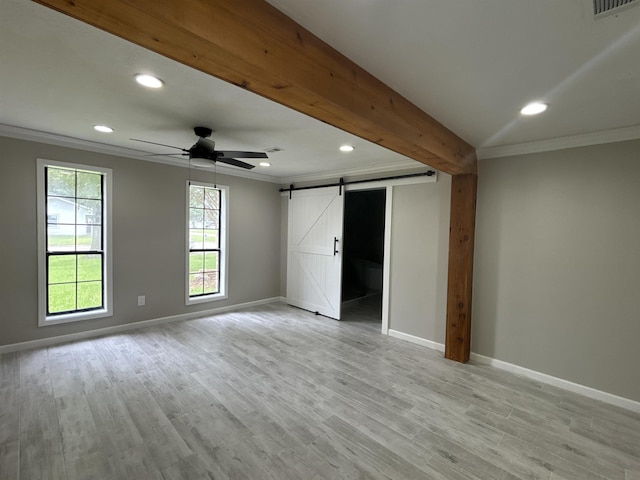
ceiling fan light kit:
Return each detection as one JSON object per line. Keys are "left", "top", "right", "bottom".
{"left": 190, "top": 158, "right": 215, "bottom": 168}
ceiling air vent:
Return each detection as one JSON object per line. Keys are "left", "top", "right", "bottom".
{"left": 593, "top": 0, "right": 638, "bottom": 17}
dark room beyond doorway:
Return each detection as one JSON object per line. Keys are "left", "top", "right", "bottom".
{"left": 341, "top": 189, "right": 386, "bottom": 324}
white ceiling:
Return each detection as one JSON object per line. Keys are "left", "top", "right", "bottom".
{"left": 1, "top": 0, "right": 639, "bottom": 182}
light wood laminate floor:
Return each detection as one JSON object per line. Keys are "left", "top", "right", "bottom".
{"left": 1, "top": 303, "right": 639, "bottom": 480}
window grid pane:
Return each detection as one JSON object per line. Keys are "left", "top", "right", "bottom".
{"left": 188, "top": 185, "right": 221, "bottom": 298}
{"left": 48, "top": 255, "right": 76, "bottom": 284}
{"left": 77, "top": 281, "right": 103, "bottom": 310}
{"left": 189, "top": 273, "right": 204, "bottom": 296}
{"left": 48, "top": 283, "right": 76, "bottom": 314}
{"left": 203, "top": 229, "right": 218, "bottom": 249}
{"left": 189, "top": 186, "right": 204, "bottom": 208}
{"left": 189, "top": 251, "right": 205, "bottom": 274}
{"left": 203, "top": 272, "right": 218, "bottom": 295}
{"left": 76, "top": 172, "right": 102, "bottom": 199}
{"left": 78, "top": 254, "right": 102, "bottom": 282}
{"left": 45, "top": 166, "right": 105, "bottom": 316}
{"left": 204, "top": 251, "right": 218, "bottom": 272}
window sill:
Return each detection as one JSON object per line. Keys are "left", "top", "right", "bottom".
{"left": 186, "top": 292, "right": 227, "bottom": 306}
{"left": 39, "top": 308, "right": 112, "bottom": 327}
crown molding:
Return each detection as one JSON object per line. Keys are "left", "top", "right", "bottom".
{"left": 477, "top": 124, "right": 640, "bottom": 160}
{"left": 0, "top": 124, "right": 282, "bottom": 184}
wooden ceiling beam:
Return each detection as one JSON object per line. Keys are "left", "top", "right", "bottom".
{"left": 32, "top": 0, "right": 477, "bottom": 175}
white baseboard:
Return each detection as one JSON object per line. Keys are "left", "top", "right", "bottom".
{"left": 387, "top": 329, "right": 640, "bottom": 414}
{"left": 388, "top": 329, "right": 445, "bottom": 352}
{"left": 0, "top": 297, "right": 283, "bottom": 355}
{"left": 469, "top": 352, "right": 640, "bottom": 414}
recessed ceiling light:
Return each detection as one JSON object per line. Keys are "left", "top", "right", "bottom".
{"left": 339, "top": 145, "right": 354, "bottom": 152}
{"left": 135, "top": 74, "right": 164, "bottom": 89}
{"left": 259, "top": 162, "right": 271, "bottom": 167}
{"left": 93, "top": 125, "right": 113, "bottom": 133}
{"left": 520, "top": 102, "right": 548, "bottom": 116}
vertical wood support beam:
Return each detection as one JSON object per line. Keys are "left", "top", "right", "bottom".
{"left": 445, "top": 173, "right": 478, "bottom": 363}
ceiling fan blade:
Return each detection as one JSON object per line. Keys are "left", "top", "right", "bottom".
{"left": 139, "top": 152, "right": 188, "bottom": 157}
{"left": 215, "top": 157, "right": 256, "bottom": 170}
{"left": 130, "top": 138, "right": 186, "bottom": 151}
{"left": 217, "top": 151, "right": 268, "bottom": 159}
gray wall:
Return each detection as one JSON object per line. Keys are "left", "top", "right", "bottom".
{"left": 4, "top": 133, "right": 639, "bottom": 403}
{"left": 474, "top": 139, "right": 640, "bottom": 402}
{"left": 0, "top": 136, "right": 282, "bottom": 346}
{"left": 388, "top": 178, "right": 450, "bottom": 342}
{"left": 355, "top": 140, "right": 640, "bottom": 403}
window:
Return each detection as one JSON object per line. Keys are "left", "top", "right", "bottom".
{"left": 37, "top": 159, "right": 112, "bottom": 326}
{"left": 187, "top": 182, "right": 228, "bottom": 303}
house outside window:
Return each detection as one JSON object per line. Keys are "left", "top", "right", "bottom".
{"left": 37, "top": 159, "right": 112, "bottom": 326}
{"left": 186, "top": 181, "right": 228, "bottom": 304}
{"left": 47, "top": 213, "right": 60, "bottom": 228}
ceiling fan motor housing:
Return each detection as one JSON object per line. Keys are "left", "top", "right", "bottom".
{"left": 189, "top": 141, "right": 214, "bottom": 160}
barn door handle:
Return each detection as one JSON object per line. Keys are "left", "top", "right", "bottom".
{"left": 333, "top": 237, "right": 339, "bottom": 255}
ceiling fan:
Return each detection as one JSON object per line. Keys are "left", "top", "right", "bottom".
{"left": 132, "top": 126, "right": 267, "bottom": 170}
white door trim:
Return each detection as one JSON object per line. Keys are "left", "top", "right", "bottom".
{"left": 381, "top": 186, "right": 393, "bottom": 334}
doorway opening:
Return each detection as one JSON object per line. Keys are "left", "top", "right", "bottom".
{"left": 341, "top": 188, "right": 386, "bottom": 325}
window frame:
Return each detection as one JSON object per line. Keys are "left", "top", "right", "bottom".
{"left": 185, "top": 181, "right": 229, "bottom": 305}
{"left": 37, "top": 159, "right": 113, "bottom": 326}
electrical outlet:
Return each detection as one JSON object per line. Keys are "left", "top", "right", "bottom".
{"left": 137, "top": 295, "right": 145, "bottom": 306}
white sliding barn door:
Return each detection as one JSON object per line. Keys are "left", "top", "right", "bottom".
{"left": 287, "top": 187, "right": 344, "bottom": 319}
